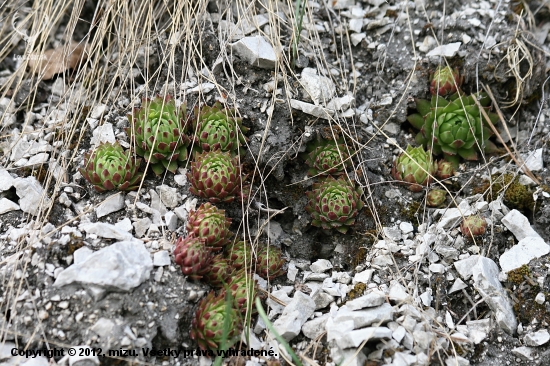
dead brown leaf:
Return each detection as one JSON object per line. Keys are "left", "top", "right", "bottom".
{"left": 28, "top": 41, "right": 88, "bottom": 80}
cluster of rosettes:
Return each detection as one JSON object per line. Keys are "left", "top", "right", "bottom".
{"left": 392, "top": 66, "right": 498, "bottom": 193}
{"left": 81, "top": 96, "right": 250, "bottom": 202}
{"left": 303, "top": 137, "right": 364, "bottom": 234}
{"left": 172, "top": 203, "right": 285, "bottom": 351}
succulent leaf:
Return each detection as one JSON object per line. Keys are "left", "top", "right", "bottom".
{"left": 173, "top": 235, "right": 213, "bottom": 280}
{"left": 126, "top": 95, "right": 190, "bottom": 174}
{"left": 305, "top": 176, "right": 364, "bottom": 234}
{"left": 227, "top": 240, "right": 251, "bottom": 271}
{"left": 186, "top": 203, "right": 233, "bottom": 250}
{"left": 460, "top": 215, "right": 487, "bottom": 238}
{"left": 426, "top": 189, "right": 447, "bottom": 207}
{"left": 430, "top": 66, "right": 462, "bottom": 96}
{"left": 392, "top": 145, "right": 436, "bottom": 192}
{"left": 192, "top": 102, "right": 249, "bottom": 155}
{"left": 203, "top": 255, "right": 236, "bottom": 288}
{"left": 190, "top": 291, "right": 243, "bottom": 351}
{"left": 79, "top": 142, "right": 142, "bottom": 192}
{"left": 226, "top": 269, "right": 257, "bottom": 314}
{"left": 188, "top": 150, "right": 249, "bottom": 203}
{"left": 436, "top": 160, "right": 455, "bottom": 179}
{"left": 255, "top": 245, "right": 286, "bottom": 280}
{"left": 305, "top": 138, "right": 351, "bottom": 177}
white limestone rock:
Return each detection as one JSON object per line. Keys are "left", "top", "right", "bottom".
{"left": 79, "top": 222, "right": 134, "bottom": 241}
{"left": 471, "top": 256, "right": 517, "bottom": 334}
{"left": 335, "top": 326, "right": 392, "bottom": 349}
{"left": 290, "top": 99, "right": 334, "bottom": 119}
{"left": 13, "top": 176, "right": 51, "bottom": 216}
{"left": 501, "top": 209, "right": 541, "bottom": 240}
{"left": 334, "top": 303, "right": 394, "bottom": 329}
{"left": 95, "top": 193, "right": 125, "bottom": 218}
{"left": 54, "top": 241, "right": 153, "bottom": 298}
{"left": 499, "top": 236, "right": 549, "bottom": 273}
{"left": 521, "top": 148, "right": 544, "bottom": 172}
{"left": 272, "top": 291, "right": 316, "bottom": 342}
{"left": 0, "top": 198, "right": 20, "bottom": 214}
{"left": 300, "top": 68, "right": 336, "bottom": 104}
{"left": 229, "top": 36, "right": 277, "bottom": 69}
{"left": 0, "top": 169, "right": 15, "bottom": 191}
{"left": 302, "top": 314, "right": 330, "bottom": 340}
{"left": 524, "top": 329, "right": 550, "bottom": 346}
{"left": 345, "top": 291, "right": 386, "bottom": 310}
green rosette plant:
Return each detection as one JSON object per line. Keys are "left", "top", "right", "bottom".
{"left": 190, "top": 291, "right": 243, "bottom": 351}
{"left": 305, "top": 138, "right": 351, "bottom": 177}
{"left": 80, "top": 142, "right": 142, "bottom": 192}
{"left": 126, "top": 95, "right": 190, "bottom": 175}
{"left": 227, "top": 240, "right": 251, "bottom": 271}
{"left": 460, "top": 215, "right": 487, "bottom": 238}
{"left": 391, "top": 145, "right": 437, "bottom": 192}
{"left": 408, "top": 93, "right": 498, "bottom": 166}
{"left": 192, "top": 102, "right": 249, "bottom": 155}
{"left": 187, "top": 150, "right": 248, "bottom": 203}
{"left": 203, "top": 255, "right": 235, "bottom": 288}
{"left": 255, "top": 245, "right": 286, "bottom": 280}
{"left": 226, "top": 269, "right": 257, "bottom": 314}
{"left": 426, "top": 189, "right": 446, "bottom": 207}
{"left": 430, "top": 65, "right": 463, "bottom": 96}
{"left": 186, "top": 203, "right": 233, "bottom": 250}
{"left": 436, "top": 160, "right": 455, "bottom": 179}
{"left": 173, "top": 235, "right": 213, "bottom": 280}
{"left": 305, "top": 176, "right": 364, "bottom": 234}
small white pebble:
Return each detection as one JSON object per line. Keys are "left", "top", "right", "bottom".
{"left": 535, "top": 292, "right": 545, "bottom": 305}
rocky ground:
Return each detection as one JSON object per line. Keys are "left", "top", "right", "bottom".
{"left": 1, "top": 0, "right": 550, "bottom": 365}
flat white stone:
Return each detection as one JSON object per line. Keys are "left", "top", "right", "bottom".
{"left": 471, "top": 256, "right": 517, "bottom": 334}
{"left": 435, "top": 201, "right": 472, "bottom": 230}
{"left": 95, "top": 193, "right": 125, "bottom": 218}
{"left": 445, "top": 356, "right": 470, "bottom": 366}
{"left": 501, "top": 209, "right": 541, "bottom": 241}
{"left": 229, "top": 36, "right": 277, "bottom": 69}
{"left": 353, "top": 269, "right": 373, "bottom": 284}
{"left": 290, "top": 99, "right": 334, "bottom": 119}
{"left": 14, "top": 176, "right": 51, "bottom": 216}
{"left": 91, "top": 122, "right": 116, "bottom": 146}
{"left": 272, "top": 291, "right": 316, "bottom": 342}
{"left": 335, "top": 326, "right": 392, "bottom": 349}
{"left": 300, "top": 68, "right": 336, "bottom": 104}
{"left": 499, "top": 236, "right": 549, "bottom": 273}
{"left": 345, "top": 291, "right": 386, "bottom": 310}
{"left": 114, "top": 218, "right": 133, "bottom": 232}
{"left": 157, "top": 185, "right": 180, "bottom": 208}
{"left": 91, "top": 104, "right": 108, "bottom": 119}
{"left": 524, "top": 329, "right": 550, "bottom": 346}
{"left": 310, "top": 259, "right": 333, "bottom": 273}
{"left": 153, "top": 251, "right": 171, "bottom": 267}
{"left": 335, "top": 303, "right": 393, "bottom": 329}
{"left": 454, "top": 255, "right": 480, "bottom": 280}
{"left": 399, "top": 222, "right": 414, "bottom": 234}
{"left": 427, "top": 42, "right": 461, "bottom": 57}
{"left": 448, "top": 278, "right": 468, "bottom": 294}
{"left": 79, "top": 222, "right": 134, "bottom": 241}
{"left": 0, "top": 169, "right": 15, "bottom": 191}
{"left": 302, "top": 314, "right": 330, "bottom": 339}
{"left": 512, "top": 346, "right": 534, "bottom": 361}
{"left": 521, "top": 148, "right": 543, "bottom": 172}
{"left": 0, "top": 198, "right": 20, "bottom": 214}
{"left": 54, "top": 241, "right": 153, "bottom": 296}
{"left": 388, "top": 280, "right": 411, "bottom": 303}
